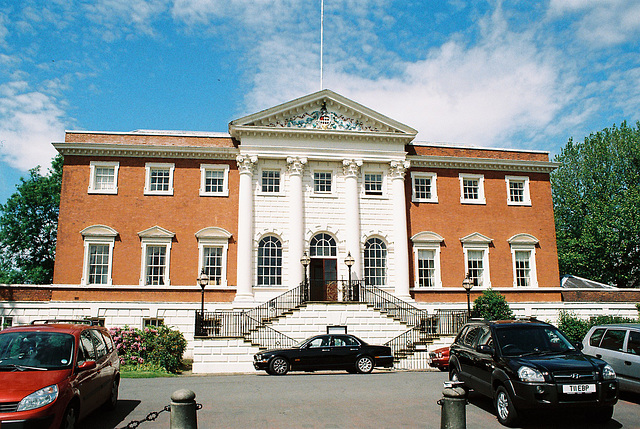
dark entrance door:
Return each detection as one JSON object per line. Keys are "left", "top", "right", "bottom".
{"left": 310, "top": 258, "right": 337, "bottom": 301}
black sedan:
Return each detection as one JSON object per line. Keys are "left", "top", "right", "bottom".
{"left": 253, "top": 334, "right": 394, "bottom": 375}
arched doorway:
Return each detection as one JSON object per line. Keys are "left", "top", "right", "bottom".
{"left": 309, "top": 233, "right": 337, "bottom": 301}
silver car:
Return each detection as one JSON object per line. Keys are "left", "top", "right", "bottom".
{"left": 582, "top": 324, "right": 640, "bottom": 393}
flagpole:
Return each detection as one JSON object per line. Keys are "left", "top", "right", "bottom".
{"left": 320, "top": 0, "right": 324, "bottom": 90}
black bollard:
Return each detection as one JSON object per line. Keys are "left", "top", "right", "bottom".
{"left": 170, "top": 389, "right": 198, "bottom": 429}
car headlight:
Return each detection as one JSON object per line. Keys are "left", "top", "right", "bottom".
{"left": 602, "top": 364, "right": 616, "bottom": 380}
{"left": 17, "top": 385, "right": 58, "bottom": 411}
{"left": 517, "top": 366, "right": 545, "bottom": 382}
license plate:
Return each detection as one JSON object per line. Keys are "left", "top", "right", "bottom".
{"left": 562, "top": 384, "right": 596, "bottom": 394}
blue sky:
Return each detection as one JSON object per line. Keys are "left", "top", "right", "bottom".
{"left": 1, "top": 0, "right": 640, "bottom": 204}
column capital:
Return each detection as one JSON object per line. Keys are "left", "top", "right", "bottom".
{"left": 342, "top": 159, "right": 363, "bottom": 178}
{"left": 389, "top": 160, "right": 410, "bottom": 179}
{"left": 286, "top": 156, "right": 307, "bottom": 176}
{"left": 236, "top": 154, "right": 258, "bottom": 175}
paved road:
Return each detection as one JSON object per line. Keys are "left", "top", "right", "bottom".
{"left": 80, "top": 370, "right": 640, "bottom": 429}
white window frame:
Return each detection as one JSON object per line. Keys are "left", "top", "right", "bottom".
{"left": 505, "top": 176, "right": 531, "bottom": 206}
{"left": 460, "top": 232, "right": 492, "bottom": 288}
{"left": 196, "top": 227, "right": 232, "bottom": 287}
{"left": 364, "top": 237, "right": 388, "bottom": 287}
{"left": 362, "top": 170, "right": 386, "bottom": 198}
{"left": 459, "top": 173, "right": 486, "bottom": 205}
{"left": 259, "top": 168, "right": 284, "bottom": 195}
{"left": 88, "top": 161, "right": 119, "bottom": 194}
{"left": 411, "top": 172, "right": 438, "bottom": 203}
{"left": 144, "top": 163, "right": 175, "bottom": 196}
{"left": 411, "top": 231, "right": 444, "bottom": 288}
{"left": 200, "top": 164, "right": 229, "bottom": 197}
{"left": 80, "top": 225, "right": 118, "bottom": 286}
{"left": 138, "top": 226, "right": 175, "bottom": 286}
{"left": 312, "top": 169, "right": 335, "bottom": 196}
{"left": 508, "top": 234, "right": 539, "bottom": 287}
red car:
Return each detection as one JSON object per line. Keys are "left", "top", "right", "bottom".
{"left": 0, "top": 321, "right": 120, "bottom": 429}
{"left": 428, "top": 346, "right": 450, "bottom": 371}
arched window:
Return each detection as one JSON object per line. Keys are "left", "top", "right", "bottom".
{"left": 257, "top": 236, "right": 282, "bottom": 286}
{"left": 309, "top": 233, "right": 337, "bottom": 257}
{"left": 364, "top": 238, "right": 387, "bottom": 286}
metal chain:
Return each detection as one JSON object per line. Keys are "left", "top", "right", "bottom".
{"left": 119, "top": 405, "right": 171, "bottom": 429}
{"left": 118, "top": 403, "right": 203, "bottom": 429}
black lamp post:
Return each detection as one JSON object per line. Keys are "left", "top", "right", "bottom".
{"left": 197, "top": 269, "right": 209, "bottom": 316}
{"left": 300, "top": 251, "right": 310, "bottom": 300}
{"left": 344, "top": 252, "right": 354, "bottom": 301}
{"left": 462, "top": 272, "right": 474, "bottom": 317}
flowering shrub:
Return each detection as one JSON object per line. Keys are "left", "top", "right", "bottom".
{"left": 109, "top": 325, "right": 187, "bottom": 373}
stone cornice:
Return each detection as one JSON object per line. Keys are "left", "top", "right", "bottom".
{"left": 407, "top": 154, "right": 560, "bottom": 173}
{"left": 229, "top": 126, "right": 416, "bottom": 144}
{"left": 53, "top": 142, "right": 239, "bottom": 160}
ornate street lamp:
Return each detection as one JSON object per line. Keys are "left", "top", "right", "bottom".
{"left": 462, "top": 272, "right": 474, "bottom": 317}
{"left": 344, "top": 252, "right": 355, "bottom": 300}
{"left": 197, "top": 270, "right": 209, "bottom": 317}
{"left": 300, "top": 252, "right": 311, "bottom": 301}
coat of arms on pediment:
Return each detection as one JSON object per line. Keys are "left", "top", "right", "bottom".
{"left": 267, "top": 103, "right": 379, "bottom": 132}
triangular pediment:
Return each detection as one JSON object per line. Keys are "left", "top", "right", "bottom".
{"left": 138, "top": 225, "right": 175, "bottom": 239}
{"left": 229, "top": 89, "right": 417, "bottom": 139}
{"left": 460, "top": 232, "right": 493, "bottom": 245}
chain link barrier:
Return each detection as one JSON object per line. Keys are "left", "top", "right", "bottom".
{"left": 118, "top": 403, "right": 202, "bottom": 429}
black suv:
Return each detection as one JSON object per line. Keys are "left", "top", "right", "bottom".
{"left": 449, "top": 319, "right": 618, "bottom": 426}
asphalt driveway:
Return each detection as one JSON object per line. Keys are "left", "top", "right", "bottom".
{"left": 80, "top": 370, "right": 640, "bottom": 429}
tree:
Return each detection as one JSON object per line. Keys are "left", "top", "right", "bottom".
{"left": 0, "top": 155, "right": 63, "bottom": 284}
{"left": 472, "top": 289, "right": 514, "bottom": 320}
{"left": 552, "top": 121, "right": 640, "bottom": 288}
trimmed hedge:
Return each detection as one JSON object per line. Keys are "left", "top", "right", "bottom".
{"left": 110, "top": 325, "right": 187, "bottom": 373}
{"left": 558, "top": 310, "right": 639, "bottom": 343}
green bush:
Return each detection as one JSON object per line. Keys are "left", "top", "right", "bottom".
{"left": 110, "top": 325, "right": 187, "bottom": 373}
{"left": 558, "top": 310, "right": 639, "bottom": 343}
{"left": 472, "top": 289, "right": 514, "bottom": 321}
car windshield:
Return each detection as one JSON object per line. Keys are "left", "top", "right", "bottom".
{"left": 495, "top": 326, "right": 575, "bottom": 357}
{"left": 0, "top": 331, "right": 75, "bottom": 370}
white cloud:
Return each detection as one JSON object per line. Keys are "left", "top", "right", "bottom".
{"left": 548, "top": 0, "right": 640, "bottom": 47}
{"left": 0, "top": 81, "right": 64, "bottom": 171}
{"left": 245, "top": 6, "right": 574, "bottom": 148}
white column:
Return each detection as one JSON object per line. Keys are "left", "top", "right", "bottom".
{"left": 343, "top": 159, "right": 362, "bottom": 279}
{"left": 390, "top": 160, "right": 411, "bottom": 300}
{"left": 235, "top": 154, "right": 257, "bottom": 303}
{"left": 287, "top": 157, "right": 307, "bottom": 288}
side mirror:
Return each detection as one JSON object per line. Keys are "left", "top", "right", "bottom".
{"left": 574, "top": 342, "right": 584, "bottom": 351}
{"left": 476, "top": 344, "right": 495, "bottom": 355}
{"left": 77, "top": 360, "right": 97, "bottom": 372}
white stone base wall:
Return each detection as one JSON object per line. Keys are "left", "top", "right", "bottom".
{"left": 1, "top": 299, "right": 638, "bottom": 373}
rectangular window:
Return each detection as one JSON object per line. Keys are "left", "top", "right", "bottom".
{"left": 200, "top": 164, "right": 229, "bottom": 196}
{"left": 364, "top": 173, "right": 383, "bottom": 196}
{"left": 314, "top": 172, "right": 332, "bottom": 193}
{"left": 88, "top": 161, "right": 119, "bottom": 194}
{"left": 467, "top": 250, "right": 484, "bottom": 287}
{"left": 514, "top": 250, "right": 531, "bottom": 286}
{"left": 411, "top": 172, "right": 438, "bottom": 203}
{"left": 88, "top": 244, "right": 110, "bottom": 285}
{"left": 460, "top": 174, "right": 485, "bottom": 204}
{"left": 506, "top": 176, "right": 531, "bottom": 206}
{"left": 142, "top": 318, "right": 164, "bottom": 328}
{"left": 203, "top": 246, "right": 223, "bottom": 285}
{"left": 417, "top": 249, "right": 436, "bottom": 287}
{"left": 1, "top": 316, "right": 13, "bottom": 330}
{"left": 145, "top": 245, "right": 166, "bottom": 285}
{"left": 145, "top": 163, "right": 174, "bottom": 195}
{"left": 261, "top": 170, "right": 281, "bottom": 193}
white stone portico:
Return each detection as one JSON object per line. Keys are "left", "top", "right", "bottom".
{"left": 229, "top": 89, "right": 418, "bottom": 304}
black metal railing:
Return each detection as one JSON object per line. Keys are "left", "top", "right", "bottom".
{"left": 245, "top": 282, "right": 309, "bottom": 324}
{"left": 358, "top": 283, "right": 426, "bottom": 327}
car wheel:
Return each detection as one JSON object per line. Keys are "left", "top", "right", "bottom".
{"left": 104, "top": 377, "right": 119, "bottom": 410}
{"left": 588, "top": 405, "right": 614, "bottom": 423}
{"left": 269, "top": 357, "right": 289, "bottom": 375}
{"left": 60, "top": 403, "right": 78, "bottom": 429}
{"left": 355, "top": 356, "right": 374, "bottom": 374}
{"left": 495, "top": 386, "right": 519, "bottom": 427}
